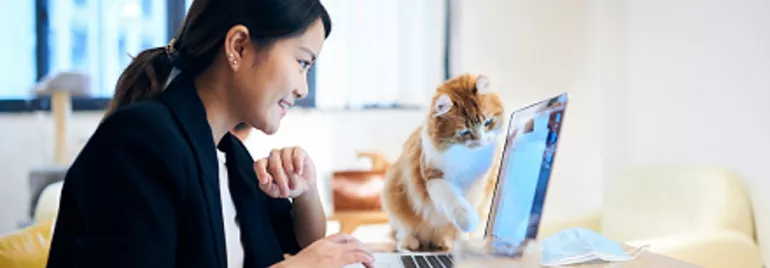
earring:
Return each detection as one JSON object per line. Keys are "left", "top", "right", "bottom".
{"left": 229, "top": 53, "right": 237, "bottom": 66}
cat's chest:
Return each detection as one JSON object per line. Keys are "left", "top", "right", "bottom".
{"left": 431, "top": 145, "right": 495, "bottom": 186}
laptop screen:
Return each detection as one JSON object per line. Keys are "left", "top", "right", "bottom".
{"left": 485, "top": 93, "right": 568, "bottom": 247}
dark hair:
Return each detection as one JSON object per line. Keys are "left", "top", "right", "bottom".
{"left": 105, "top": 0, "right": 332, "bottom": 116}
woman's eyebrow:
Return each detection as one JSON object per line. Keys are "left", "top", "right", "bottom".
{"left": 299, "top": 46, "right": 317, "bottom": 61}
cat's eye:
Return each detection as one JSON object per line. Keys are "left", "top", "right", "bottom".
{"left": 458, "top": 129, "right": 472, "bottom": 137}
{"left": 484, "top": 118, "right": 493, "bottom": 127}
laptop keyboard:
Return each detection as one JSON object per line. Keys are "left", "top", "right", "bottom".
{"left": 400, "top": 253, "right": 453, "bottom": 268}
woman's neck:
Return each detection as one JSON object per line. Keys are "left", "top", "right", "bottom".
{"left": 194, "top": 71, "right": 236, "bottom": 146}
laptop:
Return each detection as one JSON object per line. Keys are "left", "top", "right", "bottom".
{"left": 346, "top": 93, "right": 569, "bottom": 268}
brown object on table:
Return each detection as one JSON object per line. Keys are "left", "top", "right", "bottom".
{"left": 355, "top": 151, "right": 391, "bottom": 172}
{"left": 328, "top": 211, "right": 389, "bottom": 234}
{"left": 331, "top": 170, "right": 386, "bottom": 212}
{"left": 363, "top": 242, "right": 702, "bottom": 267}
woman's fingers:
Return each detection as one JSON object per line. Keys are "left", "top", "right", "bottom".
{"left": 324, "top": 233, "right": 375, "bottom": 266}
{"left": 339, "top": 252, "right": 375, "bottom": 266}
{"left": 326, "top": 232, "right": 357, "bottom": 244}
{"left": 280, "top": 148, "right": 296, "bottom": 190}
{"left": 254, "top": 147, "right": 315, "bottom": 198}
{"left": 291, "top": 147, "right": 306, "bottom": 176}
{"left": 343, "top": 239, "right": 372, "bottom": 256}
{"left": 254, "top": 159, "right": 271, "bottom": 185}
{"left": 268, "top": 150, "right": 291, "bottom": 197}
{"left": 254, "top": 159, "right": 282, "bottom": 198}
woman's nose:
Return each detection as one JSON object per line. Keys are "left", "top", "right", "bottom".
{"left": 295, "top": 74, "right": 310, "bottom": 99}
{"left": 293, "top": 89, "right": 306, "bottom": 100}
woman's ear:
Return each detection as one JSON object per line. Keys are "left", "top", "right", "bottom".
{"left": 224, "top": 25, "right": 251, "bottom": 72}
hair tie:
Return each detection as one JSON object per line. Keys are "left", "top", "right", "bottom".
{"left": 165, "top": 38, "right": 177, "bottom": 55}
{"left": 165, "top": 38, "right": 191, "bottom": 72}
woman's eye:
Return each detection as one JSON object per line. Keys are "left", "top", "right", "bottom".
{"left": 458, "top": 129, "right": 471, "bottom": 136}
{"left": 298, "top": 60, "right": 311, "bottom": 69}
{"left": 484, "top": 118, "right": 493, "bottom": 126}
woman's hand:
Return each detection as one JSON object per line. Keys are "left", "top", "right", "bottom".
{"left": 273, "top": 233, "right": 375, "bottom": 268}
{"left": 254, "top": 146, "right": 317, "bottom": 198}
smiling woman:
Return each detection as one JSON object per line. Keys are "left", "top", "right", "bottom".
{"left": 46, "top": 1, "right": 375, "bottom": 268}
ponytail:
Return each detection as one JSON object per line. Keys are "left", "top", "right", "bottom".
{"left": 104, "top": 47, "right": 174, "bottom": 118}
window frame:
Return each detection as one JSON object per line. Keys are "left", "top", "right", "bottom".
{"left": 0, "top": 0, "right": 455, "bottom": 113}
{"left": 0, "top": 0, "right": 318, "bottom": 113}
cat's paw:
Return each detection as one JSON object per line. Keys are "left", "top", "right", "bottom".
{"left": 396, "top": 236, "right": 420, "bottom": 252}
{"left": 451, "top": 206, "right": 481, "bottom": 233}
{"left": 433, "top": 236, "right": 454, "bottom": 251}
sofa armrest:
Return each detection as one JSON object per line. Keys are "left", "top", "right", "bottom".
{"left": 537, "top": 211, "right": 602, "bottom": 239}
{"left": 0, "top": 219, "right": 55, "bottom": 268}
{"left": 625, "top": 229, "right": 763, "bottom": 268}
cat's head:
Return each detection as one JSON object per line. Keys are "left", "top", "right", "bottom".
{"left": 425, "top": 73, "right": 505, "bottom": 151}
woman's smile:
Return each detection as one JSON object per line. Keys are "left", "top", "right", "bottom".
{"left": 277, "top": 99, "right": 293, "bottom": 117}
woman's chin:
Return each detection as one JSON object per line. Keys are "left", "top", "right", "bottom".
{"left": 261, "top": 117, "right": 283, "bottom": 135}
{"left": 262, "top": 123, "right": 280, "bottom": 135}
{"left": 249, "top": 116, "right": 280, "bottom": 135}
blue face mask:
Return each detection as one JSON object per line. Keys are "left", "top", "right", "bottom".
{"left": 540, "top": 228, "right": 649, "bottom": 266}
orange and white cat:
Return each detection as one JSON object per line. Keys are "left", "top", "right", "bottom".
{"left": 380, "top": 73, "right": 505, "bottom": 251}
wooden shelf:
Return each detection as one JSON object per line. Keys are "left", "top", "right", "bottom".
{"left": 327, "top": 210, "right": 389, "bottom": 234}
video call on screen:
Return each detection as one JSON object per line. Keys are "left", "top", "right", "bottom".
{"left": 488, "top": 94, "right": 567, "bottom": 246}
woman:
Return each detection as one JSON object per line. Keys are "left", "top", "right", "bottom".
{"left": 46, "top": 0, "right": 374, "bottom": 267}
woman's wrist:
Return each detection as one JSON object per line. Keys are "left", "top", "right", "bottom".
{"left": 292, "top": 183, "right": 326, "bottom": 247}
{"left": 295, "top": 183, "right": 320, "bottom": 202}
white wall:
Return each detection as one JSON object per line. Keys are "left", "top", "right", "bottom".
{"left": 452, "top": 0, "right": 626, "bottom": 224}
{"left": 627, "top": 0, "right": 770, "bottom": 264}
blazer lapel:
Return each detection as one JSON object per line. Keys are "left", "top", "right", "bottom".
{"left": 157, "top": 75, "right": 226, "bottom": 268}
{"left": 218, "top": 135, "right": 287, "bottom": 268}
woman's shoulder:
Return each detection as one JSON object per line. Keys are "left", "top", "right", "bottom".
{"left": 70, "top": 100, "right": 194, "bottom": 188}
{"left": 93, "top": 100, "right": 186, "bottom": 151}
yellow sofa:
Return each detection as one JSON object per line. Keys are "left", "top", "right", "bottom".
{"left": 0, "top": 219, "right": 54, "bottom": 268}
{"left": 0, "top": 181, "right": 62, "bottom": 268}
{"left": 539, "top": 164, "right": 763, "bottom": 268}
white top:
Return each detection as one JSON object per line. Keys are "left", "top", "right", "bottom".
{"left": 217, "top": 149, "right": 244, "bottom": 268}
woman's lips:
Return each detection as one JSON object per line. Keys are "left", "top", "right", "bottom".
{"left": 278, "top": 100, "right": 292, "bottom": 116}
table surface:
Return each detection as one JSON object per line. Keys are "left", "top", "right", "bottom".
{"left": 350, "top": 225, "right": 702, "bottom": 268}
{"left": 362, "top": 242, "right": 701, "bottom": 267}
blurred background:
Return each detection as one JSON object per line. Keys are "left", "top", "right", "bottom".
{"left": 1, "top": 0, "right": 769, "bottom": 267}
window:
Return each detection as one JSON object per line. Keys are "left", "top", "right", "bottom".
{"left": 0, "top": 0, "right": 449, "bottom": 112}
{"left": 45, "top": 0, "right": 168, "bottom": 98}
{"left": 0, "top": 1, "right": 36, "bottom": 99}
{"left": 314, "top": 0, "right": 448, "bottom": 109}
{"left": 0, "top": 0, "right": 175, "bottom": 111}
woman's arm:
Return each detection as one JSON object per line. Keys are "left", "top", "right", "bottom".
{"left": 291, "top": 185, "right": 327, "bottom": 248}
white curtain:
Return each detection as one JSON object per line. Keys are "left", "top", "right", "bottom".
{"left": 315, "top": 0, "right": 447, "bottom": 109}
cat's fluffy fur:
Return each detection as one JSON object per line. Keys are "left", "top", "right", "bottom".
{"left": 381, "top": 73, "right": 505, "bottom": 251}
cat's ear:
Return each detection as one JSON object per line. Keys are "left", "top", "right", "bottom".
{"left": 433, "top": 94, "right": 453, "bottom": 117}
{"left": 475, "top": 75, "right": 491, "bottom": 94}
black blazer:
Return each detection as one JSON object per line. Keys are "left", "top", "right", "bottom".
{"left": 47, "top": 75, "right": 301, "bottom": 268}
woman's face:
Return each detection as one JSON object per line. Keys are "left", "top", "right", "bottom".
{"left": 227, "top": 19, "right": 326, "bottom": 134}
